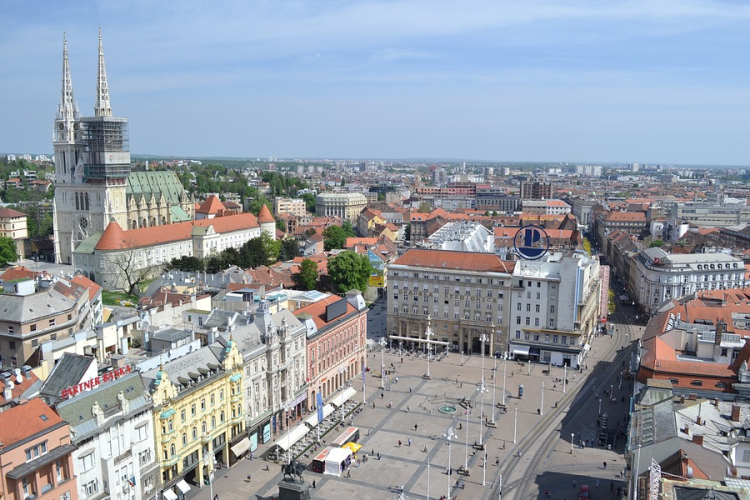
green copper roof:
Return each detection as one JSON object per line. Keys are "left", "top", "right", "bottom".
{"left": 73, "top": 231, "right": 104, "bottom": 254}
{"left": 126, "top": 171, "right": 186, "bottom": 205}
{"left": 170, "top": 205, "right": 192, "bottom": 222}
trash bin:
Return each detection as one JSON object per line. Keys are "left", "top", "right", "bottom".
{"left": 518, "top": 384, "right": 524, "bottom": 399}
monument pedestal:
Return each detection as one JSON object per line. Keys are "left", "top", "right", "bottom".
{"left": 278, "top": 479, "right": 311, "bottom": 500}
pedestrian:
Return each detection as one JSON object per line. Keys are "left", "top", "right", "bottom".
{"left": 406, "top": 406, "right": 410, "bottom": 412}
{"left": 378, "top": 452, "right": 381, "bottom": 460}
{"left": 603, "top": 461, "right": 608, "bottom": 469}
{"left": 573, "top": 479, "right": 577, "bottom": 488}
{"left": 347, "top": 469, "right": 351, "bottom": 478}
{"left": 312, "top": 480, "right": 316, "bottom": 488}
{"left": 398, "top": 440, "right": 402, "bottom": 447}
{"left": 373, "top": 402, "right": 375, "bottom": 408}
{"left": 214, "top": 495, "right": 218, "bottom": 500}
{"left": 409, "top": 387, "right": 412, "bottom": 392}
{"left": 596, "top": 479, "right": 600, "bottom": 488}
{"left": 415, "top": 424, "right": 418, "bottom": 432}
{"left": 250, "top": 451, "right": 253, "bottom": 461}
{"left": 408, "top": 438, "right": 412, "bottom": 447}
{"left": 381, "top": 393, "right": 384, "bottom": 399}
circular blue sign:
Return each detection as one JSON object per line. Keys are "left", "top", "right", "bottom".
{"left": 513, "top": 225, "right": 550, "bottom": 260}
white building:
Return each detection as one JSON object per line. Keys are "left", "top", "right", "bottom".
{"left": 56, "top": 371, "right": 158, "bottom": 500}
{"left": 508, "top": 252, "right": 602, "bottom": 368}
{"left": 521, "top": 199, "right": 572, "bottom": 216}
{"left": 424, "top": 221, "right": 494, "bottom": 253}
{"left": 634, "top": 248, "right": 745, "bottom": 315}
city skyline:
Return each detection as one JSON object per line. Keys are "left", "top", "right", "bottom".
{"left": 2, "top": 0, "right": 750, "bottom": 165}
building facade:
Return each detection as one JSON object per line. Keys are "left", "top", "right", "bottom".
{"left": 386, "top": 249, "right": 513, "bottom": 356}
{"left": 143, "top": 339, "right": 244, "bottom": 497}
{"left": 52, "top": 32, "right": 193, "bottom": 265}
{"left": 519, "top": 180, "right": 552, "bottom": 200}
{"left": 56, "top": 372, "right": 159, "bottom": 500}
{"left": 634, "top": 248, "right": 745, "bottom": 315}
{"left": 507, "top": 252, "right": 602, "bottom": 368}
{"left": 0, "top": 399, "right": 77, "bottom": 500}
{"left": 0, "top": 207, "right": 28, "bottom": 259}
{"left": 314, "top": 193, "right": 367, "bottom": 222}
{"left": 273, "top": 198, "right": 306, "bottom": 218}
{"left": 296, "top": 292, "right": 367, "bottom": 406}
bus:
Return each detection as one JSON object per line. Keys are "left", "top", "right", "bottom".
{"left": 331, "top": 426, "right": 360, "bottom": 447}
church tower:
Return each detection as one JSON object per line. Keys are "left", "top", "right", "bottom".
{"left": 53, "top": 29, "right": 130, "bottom": 264}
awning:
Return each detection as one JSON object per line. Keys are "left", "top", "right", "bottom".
{"left": 330, "top": 387, "right": 357, "bottom": 408}
{"left": 176, "top": 480, "right": 191, "bottom": 494}
{"left": 511, "top": 345, "right": 530, "bottom": 356}
{"left": 231, "top": 437, "right": 252, "bottom": 457}
{"left": 163, "top": 490, "right": 178, "bottom": 500}
{"left": 276, "top": 424, "right": 310, "bottom": 451}
{"left": 304, "top": 404, "right": 335, "bottom": 428}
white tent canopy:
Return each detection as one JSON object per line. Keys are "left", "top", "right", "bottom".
{"left": 176, "top": 480, "right": 191, "bottom": 494}
{"left": 231, "top": 437, "right": 252, "bottom": 457}
{"left": 324, "top": 447, "right": 352, "bottom": 476}
{"left": 303, "top": 404, "right": 335, "bottom": 428}
{"left": 329, "top": 387, "right": 357, "bottom": 408}
{"left": 163, "top": 490, "right": 177, "bottom": 500}
{"left": 276, "top": 424, "right": 310, "bottom": 451}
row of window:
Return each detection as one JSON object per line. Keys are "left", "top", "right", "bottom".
{"left": 391, "top": 272, "right": 506, "bottom": 286}
{"left": 515, "top": 331, "right": 568, "bottom": 343}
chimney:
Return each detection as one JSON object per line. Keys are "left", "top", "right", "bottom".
{"left": 715, "top": 321, "right": 726, "bottom": 346}
{"left": 731, "top": 404, "right": 741, "bottom": 422}
{"left": 692, "top": 435, "right": 704, "bottom": 445}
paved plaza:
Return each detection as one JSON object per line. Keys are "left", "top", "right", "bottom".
{"left": 184, "top": 316, "right": 642, "bottom": 500}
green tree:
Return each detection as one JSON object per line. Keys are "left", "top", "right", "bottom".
{"left": 328, "top": 251, "right": 374, "bottom": 293}
{"left": 301, "top": 193, "right": 316, "bottom": 213}
{"left": 167, "top": 256, "right": 205, "bottom": 272}
{"left": 279, "top": 238, "right": 301, "bottom": 261}
{"left": 404, "top": 224, "right": 411, "bottom": 241}
{"left": 583, "top": 237, "right": 592, "bottom": 255}
{"left": 0, "top": 236, "right": 18, "bottom": 266}
{"left": 323, "top": 225, "right": 347, "bottom": 251}
{"left": 417, "top": 201, "right": 431, "bottom": 213}
{"left": 298, "top": 258, "right": 318, "bottom": 290}
{"left": 342, "top": 220, "right": 356, "bottom": 238}
{"left": 608, "top": 289, "right": 616, "bottom": 315}
{"left": 240, "top": 237, "right": 269, "bottom": 268}
{"left": 650, "top": 239, "right": 664, "bottom": 248}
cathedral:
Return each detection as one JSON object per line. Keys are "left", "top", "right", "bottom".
{"left": 52, "top": 30, "right": 194, "bottom": 265}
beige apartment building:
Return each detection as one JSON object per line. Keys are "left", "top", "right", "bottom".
{"left": 274, "top": 197, "right": 307, "bottom": 217}
{"left": 386, "top": 249, "right": 514, "bottom": 356}
{"left": 314, "top": 193, "right": 367, "bottom": 223}
{"left": 0, "top": 207, "right": 28, "bottom": 259}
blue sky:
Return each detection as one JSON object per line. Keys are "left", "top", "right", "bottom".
{"left": 1, "top": 0, "right": 749, "bottom": 165}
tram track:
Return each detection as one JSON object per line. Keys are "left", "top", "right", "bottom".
{"left": 483, "top": 306, "right": 634, "bottom": 500}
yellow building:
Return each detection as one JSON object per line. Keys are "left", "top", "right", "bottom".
{"left": 143, "top": 338, "right": 245, "bottom": 497}
{"left": 0, "top": 207, "right": 28, "bottom": 259}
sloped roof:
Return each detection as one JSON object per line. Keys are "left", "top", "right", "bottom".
{"left": 70, "top": 274, "right": 102, "bottom": 301}
{"left": 95, "top": 212, "right": 260, "bottom": 251}
{"left": 258, "top": 204, "right": 275, "bottom": 223}
{"left": 126, "top": 171, "right": 186, "bottom": 205}
{"left": 0, "top": 398, "right": 63, "bottom": 449}
{"left": 40, "top": 353, "right": 96, "bottom": 400}
{"left": 196, "top": 195, "right": 226, "bottom": 215}
{"left": 392, "top": 249, "right": 514, "bottom": 274}
{"left": 0, "top": 207, "right": 26, "bottom": 218}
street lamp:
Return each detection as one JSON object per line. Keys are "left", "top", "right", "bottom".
{"left": 540, "top": 382, "right": 544, "bottom": 416}
{"left": 513, "top": 407, "right": 518, "bottom": 444}
{"left": 570, "top": 432, "right": 574, "bottom": 454}
{"left": 482, "top": 451, "right": 487, "bottom": 486}
{"left": 464, "top": 407, "right": 470, "bottom": 471}
{"left": 478, "top": 333, "right": 489, "bottom": 445}
{"left": 338, "top": 367, "right": 347, "bottom": 423}
{"left": 491, "top": 357, "right": 497, "bottom": 423}
{"left": 203, "top": 453, "right": 215, "bottom": 500}
{"left": 379, "top": 337, "right": 387, "bottom": 390}
{"left": 427, "top": 459, "right": 430, "bottom": 500}
{"left": 425, "top": 316, "right": 434, "bottom": 379}
{"left": 598, "top": 398, "right": 602, "bottom": 415}
{"left": 502, "top": 361, "right": 507, "bottom": 406}
{"left": 284, "top": 400, "right": 294, "bottom": 464}
{"left": 563, "top": 364, "right": 567, "bottom": 394}
{"left": 444, "top": 425, "right": 456, "bottom": 500}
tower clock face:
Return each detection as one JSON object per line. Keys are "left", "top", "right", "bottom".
{"left": 58, "top": 123, "right": 64, "bottom": 130}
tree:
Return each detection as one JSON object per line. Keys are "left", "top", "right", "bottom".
{"left": 328, "top": 251, "right": 374, "bottom": 293}
{"left": 417, "top": 201, "right": 431, "bottom": 213}
{"left": 583, "top": 237, "right": 592, "bottom": 255}
{"left": 404, "top": 224, "right": 411, "bottom": 242}
{"left": 298, "top": 258, "right": 318, "bottom": 290}
{"left": 0, "top": 236, "right": 18, "bottom": 266}
{"left": 608, "top": 289, "right": 616, "bottom": 315}
{"left": 279, "top": 238, "right": 301, "bottom": 261}
{"left": 301, "top": 193, "right": 316, "bottom": 213}
{"left": 650, "top": 239, "right": 664, "bottom": 248}
{"left": 167, "top": 255, "right": 205, "bottom": 272}
{"left": 323, "top": 225, "right": 347, "bottom": 251}
{"left": 108, "top": 240, "right": 154, "bottom": 296}
{"left": 341, "top": 220, "right": 356, "bottom": 238}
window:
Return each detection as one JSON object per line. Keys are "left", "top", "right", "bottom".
{"left": 526, "top": 304, "right": 531, "bottom": 312}
{"left": 79, "top": 452, "right": 95, "bottom": 472}
{"left": 553, "top": 335, "right": 558, "bottom": 343}
{"left": 525, "top": 317, "right": 530, "bottom": 325}
{"left": 549, "top": 319, "right": 554, "bottom": 328}
{"left": 181, "top": 409, "right": 186, "bottom": 421}
{"left": 550, "top": 305, "right": 555, "bottom": 314}
{"left": 535, "top": 304, "right": 540, "bottom": 313}
{"left": 201, "top": 399, "right": 206, "bottom": 411}
{"left": 534, "top": 318, "right": 539, "bottom": 326}
{"left": 561, "top": 335, "right": 567, "bottom": 345}
{"left": 49, "top": 319, "right": 56, "bottom": 327}
{"left": 715, "top": 382, "right": 727, "bottom": 389}
{"left": 25, "top": 441, "right": 47, "bottom": 461}
{"left": 515, "top": 330, "right": 521, "bottom": 339}
{"left": 743, "top": 450, "right": 750, "bottom": 463}
{"left": 30, "top": 324, "right": 37, "bottom": 332}
{"left": 31, "top": 339, "right": 38, "bottom": 347}
{"left": 9, "top": 340, "right": 14, "bottom": 348}
{"left": 517, "top": 303, "right": 521, "bottom": 311}
{"left": 182, "top": 433, "right": 187, "bottom": 445}
{"left": 690, "top": 380, "right": 703, "bottom": 386}
{"left": 191, "top": 404, "right": 196, "bottom": 416}
{"left": 536, "top": 292, "right": 541, "bottom": 300}
{"left": 516, "top": 316, "right": 521, "bottom": 325}
{"left": 135, "top": 424, "right": 149, "bottom": 442}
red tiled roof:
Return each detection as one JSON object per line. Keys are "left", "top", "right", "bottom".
{"left": 0, "top": 398, "right": 63, "bottom": 448}
{"left": 392, "top": 249, "right": 514, "bottom": 274}
{"left": 345, "top": 237, "right": 378, "bottom": 248}
{"left": 196, "top": 195, "right": 226, "bottom": 215}
{"left": 0, "top": 207, "right": 26, "bottom": 218}
{"left": 0, "top": 266, "right": 38, "bottom": 282}
{"left": 96, "top": 213, "right": 260, "bottom": 251}
{"left": 71, "top": 274, "right": 102, "bottom": 301}
{"left": 258, "top": 204, "right": 275, "bottom": 224}
{"left": 0, "top": 371, "right": 39, "bottom": 405}
{"left": 295, "top": 295, "right": 357, "bottom": 329}
{"left": 604, "top": 211, "right": 646, "bottom": 222}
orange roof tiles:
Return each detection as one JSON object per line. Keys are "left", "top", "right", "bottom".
{"left": 0, "top": 266, "right": 39, "bottom": 282}
{"left": 0, "top": 398, "right": 63, "bottom": 448}
{"left": 0, "top": 207, "right": 27, "bottom": 218}
{"left": 604, "top": 211, "right": 646, "bottom": 222}
{"left": 71, "top": 274, "right": 102, "bottom": 301}
{"left": 258, "top": 204, "right": 275, "bottom": 223}
{"left": 393, "top": 249, "right": 514, "bottom": 274}
{"left": 197, "top": 195, "right": 226, "bottom": 215}
{"left": 96, "top": 212, "right": 260, "bottom": 251}
{"left": 295, "top": 295, "right": 357, "bottom": 329}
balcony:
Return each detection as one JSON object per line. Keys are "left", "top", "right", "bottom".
{"left": 201, "top": 433, "right": 211, "bottom": 444}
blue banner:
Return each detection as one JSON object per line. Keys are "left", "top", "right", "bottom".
{"left": 317, "top": 392, "right": 324, "bottom": 423}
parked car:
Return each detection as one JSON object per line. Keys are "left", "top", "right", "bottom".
{"left": 578, "top": 484, "right": 590, "bottom": 500}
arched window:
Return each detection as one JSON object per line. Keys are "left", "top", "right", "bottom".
{"left": 132, "top": 220, "right": 137, "bottom": 229}
{"left": 85, "top": 193, "right": 90, "bottom": 211}
{"left": 170, "top": 444, "right": 175, "bottom": 456}
{"left": 75, "top": 193, "right": 80, "bottom": 211}
{"left": 202, "top": 421, "right": 207, "bottom": 433}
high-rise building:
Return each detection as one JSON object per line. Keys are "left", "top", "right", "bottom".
{"left": 52, "top": 30, "right": 194, "bottom": 265}
{"left": 520, "top": 179, "right": 553, "bottom": 200}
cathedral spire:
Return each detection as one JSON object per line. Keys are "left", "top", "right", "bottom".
{"left": 95, "top": 27, "right": 112, "bottom": 117}
{"left": 57, "top": 31, "right": 79, "bottom": 122}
